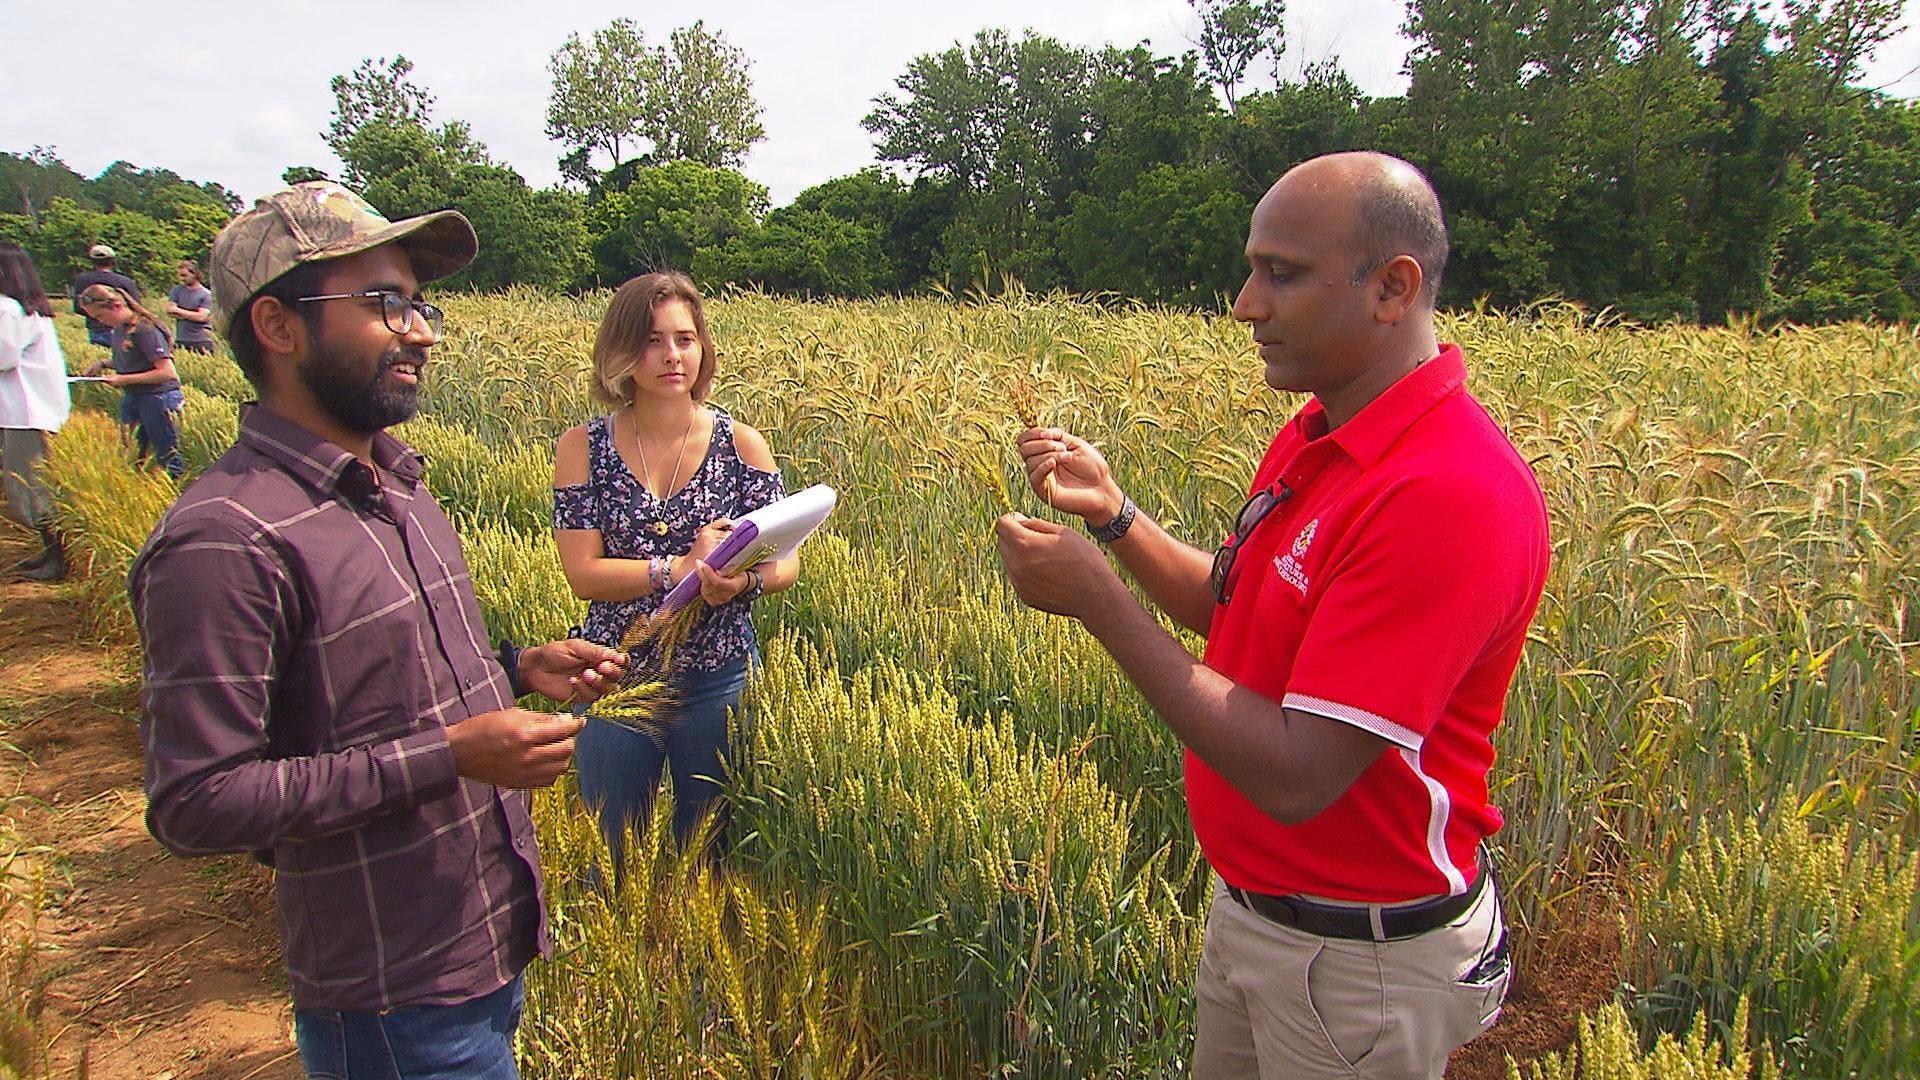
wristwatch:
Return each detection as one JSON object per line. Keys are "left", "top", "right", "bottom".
{"left": 1088, "top": 495, "right": 1137, "bottom": 544}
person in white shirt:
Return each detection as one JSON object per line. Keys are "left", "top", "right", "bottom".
{"left": 0, "top": 243, "right": 72, "bottom": 580}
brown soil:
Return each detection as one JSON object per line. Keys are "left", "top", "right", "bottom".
{"left": 0, "top": 526, "right": 300, "bottom": 1080}
{"left": 1448, "top": 899, "right": 1624, "bottom": 1079}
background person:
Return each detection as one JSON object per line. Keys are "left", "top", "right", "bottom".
{"left": 0, "top": 242, "right": 71, "bottom": 581}
{"left": 995, "top": 152, "right": 1550, "bottom": 1079}
{"left": 552, "top": 271, "right": 798, "bottom": 866}
{"left": 165, "top": 259, "right": 217, "bottom": 354}
{"left": 78, "top": 284, "right": 184, "bottom": 478}
{"left": 70, "top": 243, "right": 141, "bottom": 347}
{"left": 136, "top": 180, "right": 626, "bottom": 1080}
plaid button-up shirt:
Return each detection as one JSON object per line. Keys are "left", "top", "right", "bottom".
{"left": 131, "top": 404, "right": 546, "bottom": 1012}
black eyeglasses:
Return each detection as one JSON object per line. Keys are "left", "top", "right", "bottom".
{"left": 1209, "top": 482, "right": 1294, "bottom": 605}
{"left": 297, "top": 290, "right": 444, "bottom": 338}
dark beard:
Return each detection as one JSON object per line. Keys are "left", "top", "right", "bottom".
{"left": 298, "top": 341, "right": 423, "bottom": 434}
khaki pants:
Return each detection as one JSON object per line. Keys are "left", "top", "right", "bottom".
{"left": 1191, "top": 874, "right": 1510, "bottom": 1079}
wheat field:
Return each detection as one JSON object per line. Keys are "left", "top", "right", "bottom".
{"left": 40, "top": 291, "right": 1919, "bottom": 1077}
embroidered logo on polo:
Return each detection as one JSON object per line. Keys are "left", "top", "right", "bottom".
{"left": 1274, "top": 517, "right": 1319, "bottom": 595}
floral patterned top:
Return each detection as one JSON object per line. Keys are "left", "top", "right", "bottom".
{"left": 552, "top": 409, "right": 784, "bottom": 670}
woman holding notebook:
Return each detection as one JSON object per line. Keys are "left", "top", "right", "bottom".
{"left": 552, "top": 272, "right": 797, "bottom": 864}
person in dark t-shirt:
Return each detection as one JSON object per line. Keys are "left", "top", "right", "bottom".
{"left": 70, "top": 244, "right": 141, "bottom": 347}
{"left": 77, "top": 284, "right": 184, "bottom": 477}
{"left": 165, "top": 261, "right": 217, "bottom": 354}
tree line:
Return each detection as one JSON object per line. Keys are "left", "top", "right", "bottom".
{"left": 5, "top": 0, "right": 1915, "bottom": 323}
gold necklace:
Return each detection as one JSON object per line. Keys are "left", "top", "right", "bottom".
{"left": 633, "top": 409, "right": 696, "bottom": 537}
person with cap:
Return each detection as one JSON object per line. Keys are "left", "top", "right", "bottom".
{"left": 164, "top": 260, "right": 217, "bottom": 354}
{"left": 995, "top": 152, "right": 1550, "bottom": 1079}
{"left": 130, "top": 181, "right": 628, "bottom": 1079}
{"left": 70, "top": 243, "right": 141, "bottom": 347}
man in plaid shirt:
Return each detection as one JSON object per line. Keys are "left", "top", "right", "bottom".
{"left": 132, "top": 182, "right": 625, "bottom": 1079}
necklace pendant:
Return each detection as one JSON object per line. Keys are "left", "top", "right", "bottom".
{"left": 651, "top": 520, "right": 670, "bottom": 537}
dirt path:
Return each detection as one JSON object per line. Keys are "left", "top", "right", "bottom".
{"left": 0, "top": 525, "right": 300, "bottom": 1080}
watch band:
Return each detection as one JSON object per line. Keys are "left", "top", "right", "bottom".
{"left": 497, "top": 640, "right": 526, "bottom": 698}
{"left": 1088, "top": 495, "right": 1137, "bottom": 544}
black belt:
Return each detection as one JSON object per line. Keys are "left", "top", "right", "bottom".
{"left": 1224, "top": 862, "right": 1489, "bottom": 942}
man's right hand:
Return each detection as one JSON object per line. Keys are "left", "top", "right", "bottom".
{"left": 445, "top": 709, "right": 585, "bottom": 789}
{"left": 1016, "top": 427, "right": 1126, "bottom": 526}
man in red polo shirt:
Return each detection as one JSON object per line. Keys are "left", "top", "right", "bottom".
{"left": 995, "top": 151, "right": 1550, "bottom": 1078}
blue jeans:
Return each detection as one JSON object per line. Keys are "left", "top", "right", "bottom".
{"left": 294, "top": 974, "right": 523, "bottom": 1080}
{"left": 576, "top": 655, "right": 750, "bottom": 867}
{"left": 119, "top": 389, "right": 185, "bottom": 478}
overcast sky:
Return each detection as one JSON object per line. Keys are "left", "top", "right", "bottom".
{"left": 7, "top": 0, "right": 1917, "bottom": 208}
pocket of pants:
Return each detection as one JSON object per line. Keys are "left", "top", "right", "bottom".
{"left": 1303, "top": 939, "right": 1386, "bottom": 1069}
{"left": 294, "top": 1008, "right": 349, "bottom": 1079}
{"left": 1451, "top": 926, "right": 1512, "bottom": 1033}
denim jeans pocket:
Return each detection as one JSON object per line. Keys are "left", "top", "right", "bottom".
{"left": 293, "top": 1008, "right": 350, "bottom": 1079}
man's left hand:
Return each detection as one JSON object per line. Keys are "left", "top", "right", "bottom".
{"left": 518, "top": 639, "right": 627, "bottom": 702}
{"left": 994, "top": 513, "right": 1123, "bottom": 622}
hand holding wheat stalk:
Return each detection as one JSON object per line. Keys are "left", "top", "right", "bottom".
{"left": 580, "top": 601, "right": 702, "bottom": 737}
{"left": 1002, "top": 368, "right": 1060, "bottom": 511}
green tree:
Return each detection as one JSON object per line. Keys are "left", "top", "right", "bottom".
{"left": 1390, "top": 0, "right": 1619, "bottom": 306}
{"left": 1541, "top": 0, "right": 1720, "bottom": 318}
{"left": 324, "top": 55, "right": 436, "bottom": 184}
{"left": 342, "top": 118, "right": 584, "bottom": 292}
{"left": 449, "top": 168, "right": 589, "bottom": 292}
{"left": 590, "top": 161, "right": 767, "bottom": 283}
{"left": 0, "top": 147, "right": 94, "bottom": 223}
{"left": 547, "top": 19, "right": 765, "bottom": 182}
{"left": 1689, "top": 10, "right": 1790, "bottom": 321}
{"left": 696, "top": 209, "right": 889, "bottom": 297}
{"left": 1188, "top": 0, "right": 1287, "bottom": 112}
{"left": 19, "top": 198, "right": 190, "bottom": 292}
{"left": 654, "top": 22, "right": 766, "bottom": 168}
{"left": 547, "top": 19, "right": 658, "bottom": 180}
{"left": 865, "top": 30, "right": 1104, "bottom": 288}
{"left": 1771, "top": 94, "right": 1920, "bottom": 320}
{"left": 782, "top": 168, "right": 918, "bottom": 291}
{"left": 1057, "top": 164, "right": 1249, "bottom": 305}
{"left": 88, "top": 161, "right": 235, "bottom": 218}
{"left": 1216, "top": 60, "right": 1371, "bottom": 198}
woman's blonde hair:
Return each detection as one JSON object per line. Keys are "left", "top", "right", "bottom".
{"left": 590, "top": 272, "right": 716, "bottom": 407}
{"left": 80, "top": 284, "right": 167, "bottom": 339}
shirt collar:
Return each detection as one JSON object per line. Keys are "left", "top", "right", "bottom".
{"left": 237, "top": 402, "right": 425, "bottom": 495}
{"left": 1293, "top": 344, "right": 1466, "bottom": 468}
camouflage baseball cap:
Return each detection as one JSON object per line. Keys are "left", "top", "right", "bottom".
{"left": 207, "top": 181, "right": 477, "bottom": 334}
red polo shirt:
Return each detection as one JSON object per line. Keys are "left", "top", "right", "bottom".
{"left": 1191, "top": 345, "right": 1549, "bottom": 903}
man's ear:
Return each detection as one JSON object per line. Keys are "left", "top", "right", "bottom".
{"left": 1372, "top": 254, "right": 1424, "bottom": 324}
{"left": 250, "top": 295, "right": 305, "bottom": 359}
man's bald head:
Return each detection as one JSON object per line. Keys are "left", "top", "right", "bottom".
{"left": 1270, "top": 152, "right": 1448, "bottom": 309}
